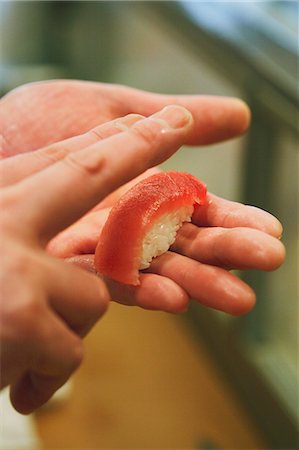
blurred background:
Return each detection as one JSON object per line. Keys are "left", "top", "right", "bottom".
{"left": 0, "top": 1, "right": 298, "bottom": 449}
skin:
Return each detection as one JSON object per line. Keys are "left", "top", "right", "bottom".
{"left": 0, "top": 80, "right": 285, "bottom": 414}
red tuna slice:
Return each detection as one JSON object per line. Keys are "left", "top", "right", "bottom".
{"left": 95, "top": 171, "right": 207, "bottom": 285}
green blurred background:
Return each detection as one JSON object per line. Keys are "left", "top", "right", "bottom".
{"left": 0, "top": 2, "right": 298, "bottom": 449}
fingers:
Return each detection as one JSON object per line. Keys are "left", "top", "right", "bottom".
{"left": 69, "top": 250, "right": 255, "bottom": 316}
{"left": 105, "top": 273, "right": 189, "bottom": 313}
{"left": 0, "top": 80, "right": 250, "bottom": 156}
{"left": 8, "top": 255, "right": 109, "bottom": 414}
{"left": 193, "top": 193, "right": 283, "bottom": 238}
{"left": 9, "top": 305, "right": 84, "bottom": 414}
{"left": 10, "top": 371, "right": 71, "bottom": 415}
{"left": 43, "top": 257, "right": 109, "bottom": 336}
{"left": 14, "top": 105, "right": 194, "bottom": 243}
{"left": 66, "top": 254, "right": 189, "bottom": 313}
{"left": 0, "top": 114, "right": 143, "bottom": 187}
{"left": 119, "top": 85, "right": 251, "bottom": 144}
{"left": 66, "top": 254, "right": 98, "bottom": 274}
{"left": 47, "top": 169, "right": 162, "bottom": 258}
{"left": 172, "top": 223, "right": 286, "bottom": 271}
{"left": 47, "top": 209, "right": 110, "bottom": 258}
{"left": 148, "top": 252, "right": 256, "bottom": 316}
{"left": 1, "top": 80, "right": 109, "bottom": 155}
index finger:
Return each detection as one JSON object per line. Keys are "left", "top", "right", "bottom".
{"left": 0, "top": 114, "right": 143, "bottom": 187}
{"left": 12, "top": 105, "right": 194, "bottom": 243}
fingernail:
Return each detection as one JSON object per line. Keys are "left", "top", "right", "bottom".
{"left": 151, "top": 105, "right": 193, "bottom": 129}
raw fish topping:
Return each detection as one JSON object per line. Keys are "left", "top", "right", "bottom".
{"left": 95, "top": 171, "right": 207, "bottom": 285}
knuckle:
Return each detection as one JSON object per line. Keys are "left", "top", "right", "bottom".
{"left": 10, "top": 250, "right": 34, "bottom": 278}
{"left": 63, "top": 151, "right": 88, "bottom": 174}
{"left": 0, "top": 188, "right": 32, "bottom": 238}
{"left": 34, "top": 335, "right": 84, "bottom": 377}
{"left": 63, "top": 149, "right": 105, "bottom": 176}
{"left": 0, "top": 248, "right": 45, "bottom": 341}
{"left": 1, "top": 290, "right": 43, "bottom": 344}
{"left": 130, "top": 120, "right": 161, "bottom": 147}
{"left": 92, "top": 280, "right": 110, "bottom": 318}
{"left": 73, "top": 282, "right": 110, "bottom": 337}
{"left": 17, "top": 296, "right": 44, "bottom": 336}
{"left": 88, "top": 127, "right": 106, "bottom": 141}
{"left": 2, "top": 250, "right": 40, "bottom": 295}
{"left": 69, "top": 337, "right": 84, "bottom": 371}
{"left": 35, "top": 145, "right": 69, "bottom": 165}
{"left": 78, "top": 279, "right": 110, "bottom": 335}
{"left": 0, "top": 187, "right": 23, "bottom": 216}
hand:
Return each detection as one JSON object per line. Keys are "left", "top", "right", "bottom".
{"left": 0, "top": 79, "right": 250, "bottom": 159}
{"left": 0, "top": 103, "right": 195, "bottom": 413}
{"left": 1, "top": 83, "right": 285, "bottom": 316}
{"left": 49, "top": 178, "right": 285, "bottom": 317}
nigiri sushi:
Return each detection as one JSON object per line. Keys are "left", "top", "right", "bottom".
{"left": 95, "top": 171, "right": 207, "bottom": 285}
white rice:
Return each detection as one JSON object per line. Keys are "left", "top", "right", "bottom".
{"left": 139, "top": 205, "right": 194, "bottom": 269}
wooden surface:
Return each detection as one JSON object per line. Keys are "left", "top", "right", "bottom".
{"left": 35, "top": 302, "right": 267, "bottom": 449}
